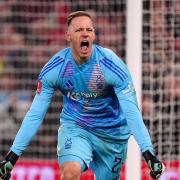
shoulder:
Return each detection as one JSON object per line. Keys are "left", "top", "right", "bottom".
{"left": 94, "top": 44, "right": 113, "bottom": 57}
{"left": 95, "top": 45, "right": 131, "bottom": 85}
{"left": 38, "top": 47, "right": 70, "bottom": 81}
{"left": 94, "top": 44, "right": 124, "bottom": 63}
{"left": 94, "top": 44, "right": 126, "bottom": 70}
{"left": 49, "top": 47, "right": 71, "bottom": 64}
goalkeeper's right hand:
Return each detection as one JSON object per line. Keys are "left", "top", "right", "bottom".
{"left": 0, "top": 160, "right": 13, "bottom": 180}
{"left": 0, "top": 151, "right": 19, "bottom": 180}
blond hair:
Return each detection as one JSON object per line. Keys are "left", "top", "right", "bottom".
{"left": 67, "top": 11, "right": 93, "bottom": 26}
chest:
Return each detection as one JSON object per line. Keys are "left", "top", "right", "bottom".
{"left": 60, "top": 62, "right": 107, "bottom": 96}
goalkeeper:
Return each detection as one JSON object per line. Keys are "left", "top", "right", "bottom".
{"left": 0, "top": 11, "right": 164, "bottom": 180}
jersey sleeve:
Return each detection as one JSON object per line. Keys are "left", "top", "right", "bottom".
{"left": 100, "top": 49, "right": 154, "bottom": 154}
{"left": 10, "top": 56, "right": 61, "bottom": 156}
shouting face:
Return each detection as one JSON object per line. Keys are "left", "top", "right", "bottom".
{"left": 66, "top": 16, "right": 96, "bottom": 64}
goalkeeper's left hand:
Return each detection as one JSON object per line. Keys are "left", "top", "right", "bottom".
{"left": 143, "top": 150, "right": 165, "bottom": 179}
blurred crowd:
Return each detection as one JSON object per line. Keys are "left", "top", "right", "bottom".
{"left": 0, "top": 0, "right": 126, "bottom": 158}
{"left": 142, "top": 0, "right": 180, "bottom": 159}
{"left": 0, "top": 0, "right": 179, "bottom": 160}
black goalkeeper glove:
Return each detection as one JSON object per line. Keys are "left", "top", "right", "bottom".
{"left": 0, "top": 151, "right": 19, "bottom": 180}
{"left": 143, "top": 150, "right": 165, "bottom": 179}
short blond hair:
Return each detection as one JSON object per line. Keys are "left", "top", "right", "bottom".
{"left": 67, "top": 11, "right": 93, "bottom": 26}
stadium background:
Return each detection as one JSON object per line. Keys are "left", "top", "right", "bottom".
{"left": 0, "top": 0, "right": 179, "bottom": 179}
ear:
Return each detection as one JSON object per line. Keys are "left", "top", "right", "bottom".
{"left": 93, "top": 33, "right": 96, "bottom": 42}
{"left": 66, "top": 30, "right": 71, "bottom": 42}
{"left": 92, "top": 31, "right": 96, "bottom": 42}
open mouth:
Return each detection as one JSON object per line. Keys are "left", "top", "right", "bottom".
{"left": 80, "top": 40, "right": 89, "bottom": 51}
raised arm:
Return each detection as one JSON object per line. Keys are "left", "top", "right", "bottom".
{"left": 0, "top": 55, "right": 62, "bottom": 180}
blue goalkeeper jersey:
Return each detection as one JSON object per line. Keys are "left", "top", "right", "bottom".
{"left": 11, "top": 44, "right": 154, "bottom": 156}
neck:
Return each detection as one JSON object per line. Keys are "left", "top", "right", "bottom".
{"left": 71, "top": 48, "right": 91, "bottom": 65}
{"left": 74, "top": 56, "right": 88, "bottom": 65}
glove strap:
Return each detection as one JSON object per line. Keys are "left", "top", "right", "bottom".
{"left": 143, "top": 150, "right": 156, "bottom": 163}
{"left": 5, "top": 151, "right": 19, "bottom": 166}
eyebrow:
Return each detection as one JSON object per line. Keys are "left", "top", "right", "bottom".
{"left": 75, "top": 27, "right": 95, "bottom": 32}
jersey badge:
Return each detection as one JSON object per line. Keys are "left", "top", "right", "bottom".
{"left": 37, "top": 81, "right": 42, "bottom": 94}
{"left": 65, "top": 138, "right": 72, "bottom": 149}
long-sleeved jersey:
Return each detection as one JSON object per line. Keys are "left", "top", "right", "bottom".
{"left": 11, "top": 44, "right": 154, "bottom": 156}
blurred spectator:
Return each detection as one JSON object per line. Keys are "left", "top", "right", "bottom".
{"left": 28, "top": 1, "right": 70, "bottom": 50}
{"left": 0, "top": 67, "right": 31, "bottom": 123}
{"left": 142, "top": 94, "right": 154, "bottom": 118}
{"left": 0, "top": 0, "right": 12, "bottom": 23}
{"left": 27, "top": 45, "right": 52, "bottom": 90}
{"left": 0, "top": 23, "right": 30, "bottom": 90}
{"left": 0, "top": 23, "right": 26, "bottom": 73}
{"left": 0, "top": 68, "right": 17, "bottom": 156}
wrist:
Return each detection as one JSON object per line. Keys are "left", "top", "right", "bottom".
{"left": 5, "top": 151, "right": 19, "bottom": 166}
{"left": 143, "top": 150, "right": 156, "bottom": 163}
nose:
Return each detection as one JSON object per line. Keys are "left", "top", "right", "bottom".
{"left": 81, "top": 30, "right": 89, "bottom": 37}
{"left": 82, "top": 34, "right": 88, "bottom": 39}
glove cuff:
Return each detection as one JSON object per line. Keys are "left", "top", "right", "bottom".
{"left": 142, "top": 150, "right": 156, "bottom": 163}
{"left": 5, "top": 151, "right": 19, "bottom": 166}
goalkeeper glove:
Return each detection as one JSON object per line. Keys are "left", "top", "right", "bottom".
{"left": 0, "top": 151, "right": 19, "bottom": 180}
{"left": 143, "top": 150, "right": 165, "bottom": 179}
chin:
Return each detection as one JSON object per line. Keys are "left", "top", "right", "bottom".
{"left": 79, "top": 52, "right": 89, "bottom": 59}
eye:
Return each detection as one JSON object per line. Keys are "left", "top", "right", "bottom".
{"left": 87, "top": 28, "right": 94, "bottom": 32}
{"left": 75, "top": 28, "right": 82, "bottom": 32}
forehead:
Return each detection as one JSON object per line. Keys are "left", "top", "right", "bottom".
{"left": 70, "top": 16, "right": 94, "bottom": 28}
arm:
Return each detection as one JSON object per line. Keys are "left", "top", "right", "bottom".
{"left": 0, "top": 58, "right": 60, "bottom": 179}
{"left": 118, "top": 94, "right": 165, "bottom": 179}
{"left": 116, "top": 75, "right": 165, "bottom": 179}
{"left": 99, "top": 49, "right": 154, "bottom": 153}
{"left": 0, "top": 79, "right": 54, "bottom": 180}
{"left": 100, "top": 49, "right": 165, "bottom": 179}
{"left": 0, "top": 53, "right": 63, "bottom": 180}
{"left": 10, "top": 84, "right": 54, "bottom": 156}
{"left": 118, "top": 94, "right": 154, "bottom": 153}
